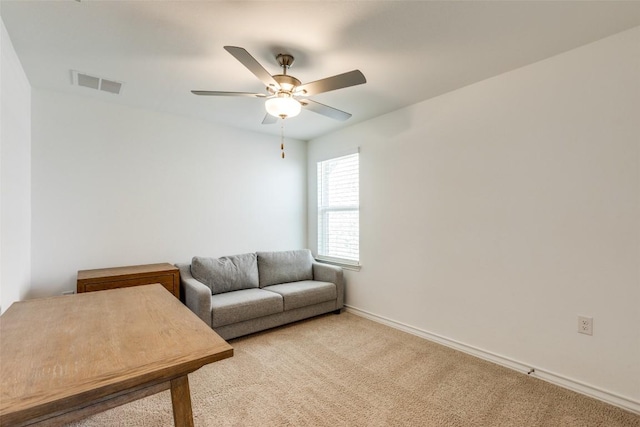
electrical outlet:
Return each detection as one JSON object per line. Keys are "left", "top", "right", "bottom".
{"left": 578, "top": 316, "right": 593, "bottom": 335}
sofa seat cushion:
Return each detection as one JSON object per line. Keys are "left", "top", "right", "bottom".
{"left": 211, "top": 289, "right": 283, "bottom": 328}
{"left": 257, "top": 249, "right": 314, "bottom": 287}
{"left": 263, "top": 280, "right": 336, "bottom": 311}
{"left": 192, "top": 253, "right": 259, "bottom": 295}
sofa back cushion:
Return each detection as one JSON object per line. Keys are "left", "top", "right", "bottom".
{"left": 257, "top": 249, "right": 314, "bottom": 287}
{"left": 191, "top": 253, "right": 259, "bottom": 295}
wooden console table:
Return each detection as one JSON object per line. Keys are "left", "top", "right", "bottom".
{"left": 0, "top": 284, "right": 233, "bottom": 427}
{"left": 77, "top": 262, "right": 180, "bottom": 299}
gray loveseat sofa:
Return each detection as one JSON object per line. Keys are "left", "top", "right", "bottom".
{"left": 176, "top": 249, "right": 344, "bottom": 340}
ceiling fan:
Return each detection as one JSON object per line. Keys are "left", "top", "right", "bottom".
{"left": 192, "top": 46, "right": 366, "bottom": 124}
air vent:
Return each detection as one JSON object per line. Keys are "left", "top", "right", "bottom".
{"left": 71, "top": 70, "right": 123, "bottom": 95}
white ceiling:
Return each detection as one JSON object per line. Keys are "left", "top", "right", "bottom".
{"left": 2, "top": 1, "right": 639, "bottom": 141}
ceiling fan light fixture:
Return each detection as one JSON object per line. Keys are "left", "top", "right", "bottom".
{"left": 265, "top": 95, "right": 301, "bottom": 119}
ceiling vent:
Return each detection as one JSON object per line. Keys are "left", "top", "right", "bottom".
{"left": 71, "top": 70, "right": 123, "bottom": 95}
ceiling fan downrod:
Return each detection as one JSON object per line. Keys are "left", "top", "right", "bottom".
{"left": 276, "top": 54, "right": 294, "bottom": 74}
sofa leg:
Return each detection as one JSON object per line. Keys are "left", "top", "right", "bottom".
{"left": 333, "top": 309, "right": 341, "bottom": 315}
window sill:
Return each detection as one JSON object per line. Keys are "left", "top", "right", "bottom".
{"left": 315, "top": 257, "right": 361, "bottom": 272}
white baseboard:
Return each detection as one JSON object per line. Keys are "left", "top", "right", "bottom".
{"left": 344, "top": 305, "right": 640, "bottom": 415}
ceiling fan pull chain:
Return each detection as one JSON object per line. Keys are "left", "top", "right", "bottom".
{"left": 280, "top": 120, "right": 285, "bottom": 159}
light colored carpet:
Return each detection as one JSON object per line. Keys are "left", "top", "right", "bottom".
{"left": 70, "top": 312, "right": 639, "bottom": 427}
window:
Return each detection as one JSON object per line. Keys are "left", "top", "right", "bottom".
{"left": 317, "top": 151, "right": 359, "bottom": 266}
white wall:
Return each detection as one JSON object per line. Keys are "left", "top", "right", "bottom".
{"left": 308, "top": 27, "right": 640, "bottom": 406}
{"left": 0, "top": 18, "right": 31, "bottom": 313}
{"left": 31, "top": 89, "right": 307, "bottom": 297}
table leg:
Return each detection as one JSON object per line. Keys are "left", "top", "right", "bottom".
{"left": 170, "top": 375, "right": 194, "bottom": 427}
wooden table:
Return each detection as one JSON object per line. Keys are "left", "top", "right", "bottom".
{"left": 0, "top": 284, "right": 233, "bottom": 427}
{"left": 77, "top": 263, "right": 181, "bottom": 299}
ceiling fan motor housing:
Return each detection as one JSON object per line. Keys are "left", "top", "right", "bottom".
{"left": 269, "top": 74, "right": 301, "bottom": 94}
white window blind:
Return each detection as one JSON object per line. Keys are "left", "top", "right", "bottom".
{"left": 317, "top": 152, "right": 359, "bottom": 265}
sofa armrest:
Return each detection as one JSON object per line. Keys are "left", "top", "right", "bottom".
{"left": 175, "top": 263, "right": 212, "bottom": 327}
{"left": 312, "top": 262, "right": 344, "bottom": 308}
